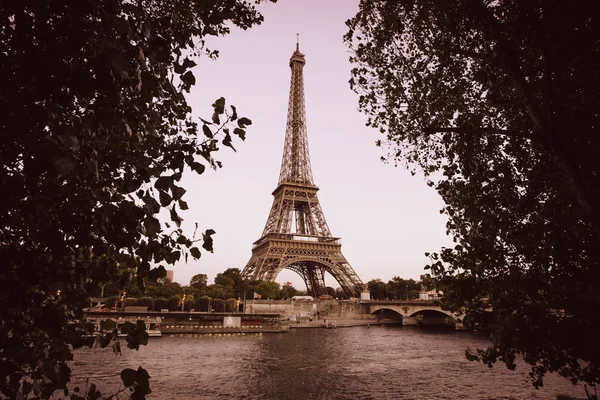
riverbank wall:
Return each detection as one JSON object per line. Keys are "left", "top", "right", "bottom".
{"left": 244, "top": 299, "right": 376, "bottom": 322}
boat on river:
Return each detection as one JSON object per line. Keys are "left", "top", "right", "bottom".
{"left": 84, "top": 316, "right": 162, "bottom": 338}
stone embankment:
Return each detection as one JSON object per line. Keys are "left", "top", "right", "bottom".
{"left": 245, "top": 299, "right": 373, "bottom": 321}
{"left": 290, "top": 318, "right": 400, "bottom": 329}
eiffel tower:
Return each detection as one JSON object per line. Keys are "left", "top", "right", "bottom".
{"left": 241, "top": 41, "right": 364, "bottom": 297}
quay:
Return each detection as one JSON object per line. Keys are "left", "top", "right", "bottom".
{"left": 84, "top": 298, "right": 463, "bottom": 335}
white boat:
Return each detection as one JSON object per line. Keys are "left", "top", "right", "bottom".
{"left": 84, "top": 316, "right": 162, "bottom": 338}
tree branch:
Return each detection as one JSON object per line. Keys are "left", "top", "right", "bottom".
{"left": 423, "top": 127, "right": 529, "bottom": 139}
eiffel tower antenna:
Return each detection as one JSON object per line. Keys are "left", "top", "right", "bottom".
{"left": 241, "top": 42, "right": 364, "bottom": 297}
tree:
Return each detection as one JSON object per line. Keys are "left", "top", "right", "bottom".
{"left": 280, "top": 281, "right": 299, "bottom": 299}
{"left": 189, "top": 273, "right": 208, "bottom": 292}
{"left": 206, "top": 283, "right": 234, "bottom": 300}
{"left": 346, "top": 0, "right": 600, "bottom": 387}
{"left": 216, "top": 267, "right": 245, "bottom": 297}
{"left": 366, "top": 279, "right": 388, "bottom": 300}
{"left": 334, "top": 287, "right": 347, "bottom": 299}
{"left": 255, "top": 281, "right": 280, "bottom": 300}
{"left": 419, "top": 274, "right": 435, "bottom": 292}
{"left": 387, "top": 276, "right": 408, "bottom": 300}
{"left": 0, "top": 0, "right": 274, "bottom": 398}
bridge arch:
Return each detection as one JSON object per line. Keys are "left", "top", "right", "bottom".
{"left": 368, "top": 303, "right": 464, "bottom": 329}
{"left": 369, "top": 304, "right": 455, "bottom": 319}
{"left": 370, "top": 307, "right": 404, "bottom": 321}
{"left": 405, "top": 308, "right": 455, "bottom": 320}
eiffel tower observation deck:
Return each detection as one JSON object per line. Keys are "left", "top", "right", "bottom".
{"left": 241, "top": 40, "right": 364, "bottom": 297}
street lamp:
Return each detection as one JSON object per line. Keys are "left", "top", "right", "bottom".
{"left": 119, "top": 291, "right": 126, "bottom": 311}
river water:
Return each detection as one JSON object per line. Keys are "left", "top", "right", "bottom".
{"left": 70, "top": 326, "right": 586, "bottom": 400}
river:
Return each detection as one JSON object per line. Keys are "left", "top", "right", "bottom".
{"left": 70, "top": 326, "right": 586, "bottom": 399}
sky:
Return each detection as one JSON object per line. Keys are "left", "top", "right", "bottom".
{"left": 171, "top": 0, "right": 452, "bottom": 288}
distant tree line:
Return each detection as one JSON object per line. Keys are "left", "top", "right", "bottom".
{"left": 86, "top": 266, "right": 304, "bottom": 312}
{"left": 86, "top": 263, "right": 434, "bottom": 311}
{"left": 366, "top": 275, "right": 433, "bottom": 300}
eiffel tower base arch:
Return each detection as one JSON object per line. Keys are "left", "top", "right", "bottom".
{"left": 243, "top": 233, "right": 363, "bottom": 297}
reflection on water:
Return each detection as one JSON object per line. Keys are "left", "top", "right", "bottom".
{"left": 70, "top": 326, "right": 584, "bottom": 399}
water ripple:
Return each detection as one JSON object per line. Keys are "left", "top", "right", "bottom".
{"left": 69, "top": 327, "right": 585, "bottom": 400}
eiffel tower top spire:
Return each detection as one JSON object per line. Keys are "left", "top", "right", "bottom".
{"left": 278, "top": 37, "right": 314, "bottom": 185}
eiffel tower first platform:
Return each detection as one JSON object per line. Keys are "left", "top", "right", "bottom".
{"left": 241, "top": 42, "right": 364, "bottom": 297}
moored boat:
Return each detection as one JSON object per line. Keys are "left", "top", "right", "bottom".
{"left": 84, "top": 316, "right": 162, "bottom": 338}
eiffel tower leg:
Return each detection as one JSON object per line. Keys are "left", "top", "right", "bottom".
{"left": 304, "top": 264, "right": 326, "bottom": 297}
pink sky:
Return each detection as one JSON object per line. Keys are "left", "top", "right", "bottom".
{"left": 170, "top": 0, "right": 452, "bottom": 288}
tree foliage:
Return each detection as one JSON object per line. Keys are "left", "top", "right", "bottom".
{"left": 255, "top": 281, "right": 281, "bottom": 300}
{"left": 346, "top": 0, "right": 600, "bottom": 387}
{"left": 215, "top": 267, "right": 245, "bottom": 297}
{"left": 0, "top": 0, "right": 273, "bottom": 398}
{"left": 387, "top": 276, "right": 420, "bottom": 300}
{"left": 366, "top": 279, "right": 388, "bottom": 300}
{"left": 189, "top": 273, "right": 208, "bottom": 291}
{"left": 279, "top": 281, "right": 299, "bottom": 299}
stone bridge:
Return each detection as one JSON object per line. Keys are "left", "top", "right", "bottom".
{"left": 366, "top": 300, "right": 466, "bottom": 330}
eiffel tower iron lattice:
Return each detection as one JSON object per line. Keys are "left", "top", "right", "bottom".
{"left": 241, "top": 41, "right": 364, "bottom": 297}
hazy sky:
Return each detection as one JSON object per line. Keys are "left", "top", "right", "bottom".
{"left": 171, "top": 0, "right": 452, "bottom": 288}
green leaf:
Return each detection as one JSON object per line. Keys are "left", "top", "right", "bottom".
{"left": 176, "top": 235, "right": 187, "bottom": 244}
{"left": 211, "top": 111, "right": 220, "bottom": 124}
{"left": 125, "top": 320, "right": 149, "bottom": 350}
{"left": 22, "top": 381, "right": 32, "bottom": 396}
{"left": 155, "top": 176, "right": 172, "bottom": 191}
{"left": 87, "top": 383, "right": 101, "bottom": 400}
{"left": 174, "top": 62, "right": 185, "bottom": 74}
{"left": 191, "top": 162, "right": 205, "bottom": 174}
{"left": 96, "top": 333, "right": 111, "bottom": 348}
{"left": 202, "top": 229, "right": 215, "bottom": 252}
{"left": 171, "top": 185, "right": 186, "bottom": 200}
{"left": 212, "top": 97, "right": 226, "bottom": 114}
{"left": 230, "top": 105, "right": 238, "bottom": 121}
{"left": 120, "top": 368, "right": 138, "bottom": 387}
{"left": 121, "top": 175, "right": 140, "bottom": 193}
{"left": 53, "top": 155, "right": 77, "bottom": 177}
{"left": 112, "top": 341, "right": 121, "bottom": 356}
{"left": 233, "top": 128, "right": 246, "bottom": 140}
{"left": 148, "top": 265, "right": 167, "bottom": 280}
{"left": 143, "top": 217, "right": 161, "bottom": 236}
{"left": 238, "top": 117, "right": 252, "bottom": 128}
{"left": 222, "top": 133, "right": 236, "bottom": 151}
{"left": 181, "top": 70, "right": 196, "bottom": 88}
{"left": 159, "top": 190, "right": 172, "bottom": 206}
{"left": 120, "top": 321, "right": 136, "bottom": 334}
{"left": 143, "top": 195, "right": 160, "bottom": 214}
{"left": 133, "top": 367, "right": 151, "bottom": 397}
{"left": 182, "top": 57, "right": 196, "bottom": 69}
{"left": 202, "top": 124, "right": 213, "bottom": 138}
{"left": 99, "top": 319, "right": 116, "bottom": 331}
{"left": 190, "top": 247, "right": 201, "bottom": 259}
{"left": 170, "top": 207, "right": 182, "bottom": 228}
